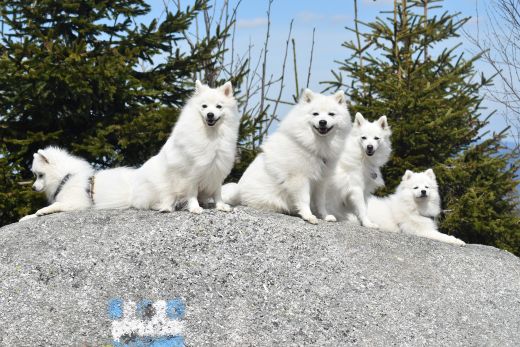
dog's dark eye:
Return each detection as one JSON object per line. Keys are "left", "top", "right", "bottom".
{"left": 374, "top": 137, "right": 380, "bottom": 140}
{"left": 202, "top": 104, "right": 208, "bottom": 108}
{"left": 216, "top": 105, "right": 222, "bottom": 109}
{"left": 361, "top": 136, "right": 367, "bottom": 140}
{"left": 425, "top": 186, "right": 429, "bottom": 189}
{"left": 328, "top": 112, "right": 335, "bottom": 116}
{"left": 37, "top": 173, "right": 44, "bottom": 179}
{"left": 313, "top": 112, "right": 319, "bottom": 116}
{"left": 414, "top": 186, "right": 418, "bottom": 189}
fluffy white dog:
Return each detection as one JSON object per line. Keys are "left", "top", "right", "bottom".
{"left": 139, "top": 80, "right": 240, "bottom": 213}
{"left": 222, "top": 89, "right": 352, "bottom": 224}
{"left": 19, "top": 80, "right": 239, "bottom": 221}
{"left": 328, "top": 112, "right": 392, "bottom": 227}
{"left": 367, "top": 169, "right": 465, "bottom": 245}
{"left": 19, "top": 147, "right": 95, "bottom": 221}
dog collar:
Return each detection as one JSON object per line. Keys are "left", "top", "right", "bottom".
{"left": 86, "top": 175, "right": 96, "bottom": 204}
{"left": 52, "top": 173, "right": 72, "bottom": 201}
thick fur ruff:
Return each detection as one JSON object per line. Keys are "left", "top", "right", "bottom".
{"left": 222, "top": 89, "right": 352, "bottom": 224}
{"left": 367, "top": 169, "right": 465, "bottom": 245}
{"left": 327, "top": 113, "right": 391, "bottom": 227}
{"left": 137, "top": 80, "right": 240, "bottom": 213}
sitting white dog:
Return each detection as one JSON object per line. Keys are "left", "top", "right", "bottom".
{"left": 367, "top": 169, "right": 465, "bottom": 245}
{"left": 328, "top": 113, "right": 392, "bottom": 227}
{"left": 222, "top": 89, "right": 352, "bottom": 224}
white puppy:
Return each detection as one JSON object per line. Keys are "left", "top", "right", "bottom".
{"left": 328, "top": 113, "right": 391, "bottom": 227}
{"left": 222, "top": 89, "right": 352, "bottom": 224}
{"left": 139, "top": 80, "right": 240, "bottom": 213}
{"left": 19, "top": 147, "right": 95, "bottom": 221}
{"left": 367, "top": 169, "right": 465, "bottom": 245}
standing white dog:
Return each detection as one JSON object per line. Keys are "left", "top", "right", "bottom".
{"left": 139, "top": 80, "right": 240, "bottom": 213}
{"left": 328, "top": 113, "right": 391, "bottom": 227}
{"left": 367, "top": 169, "right": 465, "bottom": 245}
{"left": 222, "top": 89, "right": 352, "bottom": 224}
{"left": 19, "top": 147, "right": 95, "bottom": 221}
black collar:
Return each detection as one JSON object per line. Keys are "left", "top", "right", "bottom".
{"left": 52, "top": 173, "right": 72, "bottom": 201}
{"left": 86, "top": 175, "right": 96, "bottom": 204}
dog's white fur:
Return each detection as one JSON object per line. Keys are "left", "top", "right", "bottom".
{"left": 139, "top": 80, "right": 240, "bottom": 213}
{"left": 19, "top": 80, "right": 239, "bottom": 220}
{"left": 19, "top": 147, "right": 95, "bottom": 221}
{"left": 328, "top": 113, "right": 391, "bottom": 227}
{"left": 367, "top": 169, "right": 465, "bottom": 245}
{"left": 222, "top": 89, "right": 352, "bottom": 224}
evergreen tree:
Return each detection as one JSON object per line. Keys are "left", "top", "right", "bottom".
{"left": 326, "top": 0, "right": 520, "bottom": 254}
{"left": 0, "top": 0, "right": 230, "bottom": 225}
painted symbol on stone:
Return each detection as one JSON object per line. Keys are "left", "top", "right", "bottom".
{"left": 108, "top": 298, "right": 185, "bottom": 347}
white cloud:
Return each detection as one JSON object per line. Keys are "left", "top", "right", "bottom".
{"left": 296, "top": 11, "right": 325, "bottom": 22}
{"left": 237, "top": 17, "right": 268, "bottom": 29}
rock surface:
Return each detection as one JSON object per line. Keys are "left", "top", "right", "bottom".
{"left": 1, "top": 207, "right": 519, "bottom": 346}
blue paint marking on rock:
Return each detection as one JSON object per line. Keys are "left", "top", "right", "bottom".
{"left": 112, "top": 336, "right": 184, "bottom": 347}
{"left": 166, "top": 299, "right": 185, "bottom": 320}
{"left": 108, "top": 298, "right": 124, "bottom": 320}
{"left": 108, "top": 298, "right": 185, "bottom": 347}
{"left": 136, "top": 299, "right": 154, "bottom": 319}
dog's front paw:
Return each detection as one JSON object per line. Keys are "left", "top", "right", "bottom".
{"left": 450, "top": 237, "right": 466, "bottom": 246}
{"left": 302, "top": 214, "right": 318, "bottom": 224}
{"left": 216, "top": 202, "right": 232, "bottom": 212}
{"left": 19, "top": 214, "right": 37, "bottom": 222}
{"left": 158, "top": 204, "right": 173, "bottom": 213}
{"left": 362, "top": 219, "right": 379, "bottom": 229}
{"left": 189, "top": 206, "right": 204, "bottom": 214}
{"left": 346, "top": 213, "right": 359, "bottom": 223}
{"left": 324, "top": 214, "right": 337, "bottom": 222}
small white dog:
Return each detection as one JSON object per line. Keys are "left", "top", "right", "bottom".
{"left": 222, "top": 89, "right": 352, "bottom": 224}
{"left": 140, "top": 80, "right": 240, "bottom": 213}
{"left": 328, "top": 112, "right": 391, "bottom": 228}
{"left": 19, "top": 147, "right": 95, "bottom": 221}
{"left": 367, "top": 169, "right": 465, "bottom": 245}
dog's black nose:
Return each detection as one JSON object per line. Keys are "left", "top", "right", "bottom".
{"left": 367, "top": 145, "right": 374, "bottom": 151}
{"left": 421, "top": 190, "right": 427, "bottom": 195}
{"left": 319, "top": 120, "right": 327, "bottom": 127}
{"left": 207, "top": 112, "right": 214, "bottom": 120}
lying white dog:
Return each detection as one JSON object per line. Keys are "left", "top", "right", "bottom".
{"left": 222, "top": 89, "right": 352, "bottom": 224}
{"left": 328, "top": 113, "right": 391, "bottom": 227}
{"left": 19, "top": 147, "right": 95, "bottom": 221}
{"left": 367, "top": 169, "right": 465, "bottom": 245}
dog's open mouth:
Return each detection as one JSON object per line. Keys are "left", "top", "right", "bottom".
{"left": 314, "top": 126, "right": 333, "bottom": 135}
{"left": 206, "top": 118, "right": 220, "bottom": 126}
{"left": 366, "top": 149, "right": 375, "bottom": 156}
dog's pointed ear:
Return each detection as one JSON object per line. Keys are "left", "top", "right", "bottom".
{"left": 378, "top": 115, "right": 388, "bottom": 129}
{"left": 36, "top": 149, "right": 49, "bottom": 164}
{"left": 425, "top": 168, "right": 436, "bottom": 180}
{"left": 333, "top": 90, "right": 346, "bottom": 105}
{"left": 220, "top": 81, "right": 233, "bottom": 98}
{"left": 195, "top": 80, "right": 205, "bottom": 94}
{"left": 402, "top": 170, "right": 414, "bottom": 181}
{"left": 354, "top": 112, "right": 365, "bottom": 127}
{"left": 300, "top": 89, "right": 314, "bottom": 104}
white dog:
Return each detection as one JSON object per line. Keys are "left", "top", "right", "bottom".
{"left": 328, "top": 113, "right": 391, "bottom": 227}
{"left": 19, "top": 147, "right": 95, "bottom": 221}
{"left": 222, "top": 89, "right": 352, "bottom": 224}
{"left": 139, "top": 80, "right": 240, "bottom": 213}
{"left": 367, "top": 169, "right": 465, "bottom": 245}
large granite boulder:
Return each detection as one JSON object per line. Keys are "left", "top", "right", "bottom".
{"left": 1, "top": 207, "right": 519, "bottom": 346}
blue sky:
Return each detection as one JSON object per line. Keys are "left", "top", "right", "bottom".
{"left": 148, "top": 0, "right": 510, "bottom": 141}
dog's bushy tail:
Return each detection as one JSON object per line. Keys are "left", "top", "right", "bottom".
{"left": 221, "top": 183, "right": 240, "bottom": 206}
